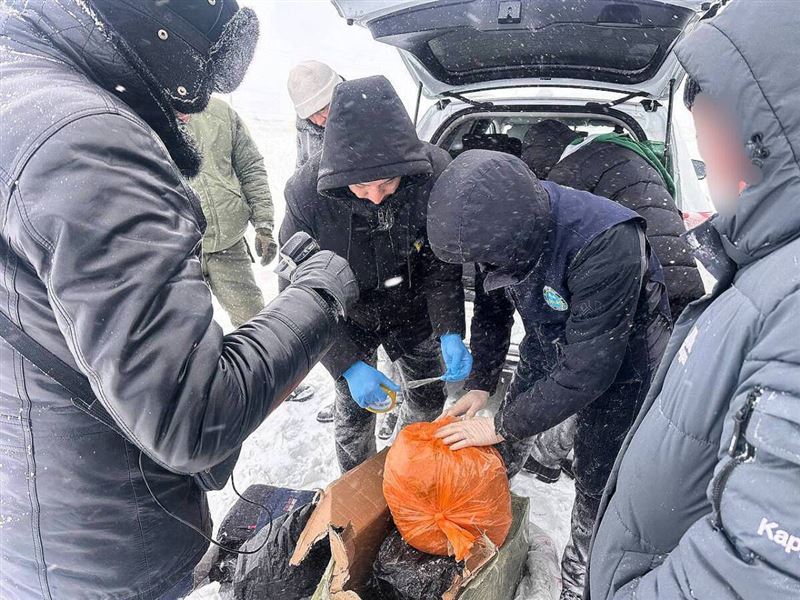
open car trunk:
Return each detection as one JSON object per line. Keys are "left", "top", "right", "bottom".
{"left": 332, "top": 0, "right": 722, "bottom": 99}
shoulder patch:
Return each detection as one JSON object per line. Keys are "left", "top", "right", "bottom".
{"left": 543, "top": 286, "right": 569, "bottom": 312}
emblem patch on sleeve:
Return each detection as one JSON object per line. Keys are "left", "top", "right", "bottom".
{"left": 543, "top": 286, "right": 569, "bottom": 311}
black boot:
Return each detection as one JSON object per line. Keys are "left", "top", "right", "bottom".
{"left": 377, "top": 411, "right": 399, "bottom": 440}
{"left": 316, "top": 403, "right": 334, "bottom": 423}
{"left": 286, "top": 382, "right": 315, "bottom": 403}
{"left": 523, "top": 455, "right": 562, "bottom": 483}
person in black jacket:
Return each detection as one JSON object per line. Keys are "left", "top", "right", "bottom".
{"left": 523, "top": 119, "right": 705, "bottom": 318}
{"left": 521, "top": 120, "right": 706, "bottom": 484}
{"left": 428, "top": 150, "right": 672, "bottom": 600}
{"left": 281, "top": 76, "right": 470, "bottom": 472}
{"left": 0, "top": 2, "right": 358, "bottom": 599}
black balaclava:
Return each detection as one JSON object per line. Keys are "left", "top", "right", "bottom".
{"left": 428, "top": 150, "right": 551, "bottom": 290}
{"left": 521, "top": 119, "right": 580, "bottom": 179}
{"left": 90, "top": 0, "right": 259, "bottom": 114}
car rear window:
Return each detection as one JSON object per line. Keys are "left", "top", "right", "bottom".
{"left": 365, "top": 0, "right": 696, "bottom": 88}
{"left": 429, "top": 24, "right": 666, "bottom": 75}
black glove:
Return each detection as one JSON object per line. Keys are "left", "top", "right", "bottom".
{"left": 290, "top": 251, "right": 359, "bottom": 318}
{"left": 254, "top": 228, "right": 278, "bottom": 266}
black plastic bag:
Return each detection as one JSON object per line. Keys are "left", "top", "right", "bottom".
{"left": 210, "top": 485, "right": 318, "bottom": 585}
{"left": 233, "top": 501, "right": 331, "bottom": 600}
{"left": 372, "top": 529, "right": 461, "bottom": 600}
{"left": 219, "top": 485, "right": 318, "bottom": 550}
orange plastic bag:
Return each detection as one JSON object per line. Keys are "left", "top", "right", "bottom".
{"left": 383, "top": 418, "right": 512, "bottom": 561}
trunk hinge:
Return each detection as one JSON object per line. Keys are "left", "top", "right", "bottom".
{"left": 413, "top": 81, "right": 423, "bottom": 126}
{"left": 663, "top": 78, "right": 676, "bottom": 176}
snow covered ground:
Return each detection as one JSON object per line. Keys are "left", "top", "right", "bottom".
{"left": 188, "top": 116, "right": 573, "bottom": 599}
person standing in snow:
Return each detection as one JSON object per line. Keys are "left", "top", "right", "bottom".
{"left": 286, "top": 60, "right": 344, "bottom": 413}
{"left": 0, "top": 2, "right": 357, "bottom": 599}
{"left": 523, "top": 119, "right": 705, "bottom": 319}
{"left": 520, "top": 118, "right": 705, "bottom": 484}
{"left": 588, "top": 3, "right": 800, "bottom": 598}
{"left": 288, "top": 60, "right": 342, "bottom": 170}
{"left": 287, "top": 61, "right": 405, "bottom": 432}
{"left": 180, "top": 96, "right": 275, "bottom": 328}
{"left": 427, "top": 150, "right": 672, "bottom": 600}
{"left": 281, "top": 75, "right": 471, "bottom": 472}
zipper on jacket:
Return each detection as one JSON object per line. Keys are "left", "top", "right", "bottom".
{"left": 711, "top": 386, "right": 762, "bottom": 530}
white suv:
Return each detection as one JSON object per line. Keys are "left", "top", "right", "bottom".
{"left": 333, "top": 0, "right": 717, "bottom": 221}
{"left": 333, "top": 0, "right": 719, "bottom": 392}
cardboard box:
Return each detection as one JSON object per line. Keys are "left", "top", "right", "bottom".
{"left": 292, "top": 450, "right": 530, "bottom": 600}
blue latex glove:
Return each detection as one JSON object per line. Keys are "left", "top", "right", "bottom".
{"left": 440, "top": 333, "right": 473, "bottom": 382}
{"left": 343, "top": 361, "right": 400, "bottom": 409}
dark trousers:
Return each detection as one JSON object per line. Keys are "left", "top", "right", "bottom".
{"left": 501, "top": 354, "right": 652, "bottom": 599}
{"left": 158, "top": 572, "right": 193, "bottom": 600}
{"left": 334, "top": 335, "right": 445, "bottom": 472}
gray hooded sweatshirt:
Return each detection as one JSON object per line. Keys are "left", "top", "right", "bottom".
{"left": 588, "top": 1, "right": 800, "bottom": 598}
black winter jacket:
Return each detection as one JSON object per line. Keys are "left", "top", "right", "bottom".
{"left": 282, "top": 76, "right": 465, "bottom": 378}
{"left": 547, "top": 140, "right": 705, "bottom": 317}
{"left": 428, "top": 151, "right": 671, "bottom": 442}
{"left": 0, "top": 3, "right": 337, "bottom": 599}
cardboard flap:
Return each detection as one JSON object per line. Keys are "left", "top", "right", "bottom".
{"left": 305, "top": 459, "right": 528, "bottom": 600}
{"left": 443, "top": 534, "right": 499, "bottom": 600}
{"left": 328, "top": 525, "right": 354, "bottom": 594}
{"left": 291, "top": 450, "right": 393, "bottom": 599}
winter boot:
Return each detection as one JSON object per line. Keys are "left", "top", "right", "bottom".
{"left": 523, "top": 455, "right": 562, "bottom": 483}
{"left": 286, "top": 382, "right": 315, "bottom": 403}
{"left": 316, "top": 403, "right": 334, "bottom": 424}
{"left": 378, "top": 411, "right": 399, "bottom": 440}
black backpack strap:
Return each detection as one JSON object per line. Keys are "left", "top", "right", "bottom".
{"left": 0, "top": 308, "right": 125, "bottom": 436}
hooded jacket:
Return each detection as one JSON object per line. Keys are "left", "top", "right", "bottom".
{"left": 428, "top": 150, "right": 670, "bottom": 442}
{"left": 588, "top": 2, "right": 800, "bottom": 598}
{"left": 184, "top": 97, "right": 274, "bottom": 253}
{"left": 0, "top": 3, "right": 337, "bottom": 598}
{"left": 281, "top": 76, "right": 464, "bottom": 377}
{"left": 546, "top": 134, "right": 705, "bottom": 318}
{"left": 521, "top": 118, "right": 580, "bottom": 180}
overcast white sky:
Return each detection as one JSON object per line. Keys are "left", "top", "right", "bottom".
{"left": 231, "top": 1, "right": 422, "bottom": 119}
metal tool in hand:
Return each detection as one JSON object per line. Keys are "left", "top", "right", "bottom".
{"left": 404, "top": 376, "right": 445, "bottom": 390}
{"left": 366, "top": 385, "right": 398, "bottom": 414}
{"left": 367, "top": 377, "right": 442, "bottom": 413}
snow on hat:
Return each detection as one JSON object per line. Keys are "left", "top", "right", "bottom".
{"left": 288, "top": 60, "right": 343, "bottom": 120}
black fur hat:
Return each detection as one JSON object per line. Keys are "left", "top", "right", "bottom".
{"left": 90, "top": 0, "right": 259, "bottom": 114}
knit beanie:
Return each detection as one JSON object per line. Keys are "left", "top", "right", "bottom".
{"left": 287, "top": 60, "right": 343, "bottom": 119}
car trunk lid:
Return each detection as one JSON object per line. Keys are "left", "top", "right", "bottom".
{"left": 332, "top": 0, "right": 721, "bottom": 99}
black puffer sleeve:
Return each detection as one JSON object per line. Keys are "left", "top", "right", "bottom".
{"left": 465, "top": 268, "right": 515, "bottom": 394}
